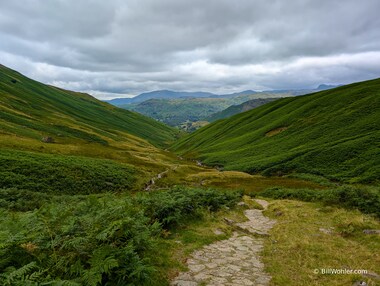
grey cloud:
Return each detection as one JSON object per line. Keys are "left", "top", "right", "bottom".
{"left": 0, "top": 0, "right": 380, "bottom": 99}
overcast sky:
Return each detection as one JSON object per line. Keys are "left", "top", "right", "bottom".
{"left": 1, "top": 0, "right": 380, "bottom": 99}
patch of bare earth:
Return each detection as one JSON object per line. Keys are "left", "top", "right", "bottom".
{"left": 265, "top": 127, "right": 288, "bottom": 137}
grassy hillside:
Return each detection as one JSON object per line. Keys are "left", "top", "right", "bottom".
{"left": 205, "top": 98, "right": 277, "bottom": 122}
{"left": 0, "top": 64, "right": 182, "bottom": 194}
{"left": 0, "top": 65, "right": 178, "bottom": 148}
{"left": 173, "top": 79, "right": 380, "bottom": 184}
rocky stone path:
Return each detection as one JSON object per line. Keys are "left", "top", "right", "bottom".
{"left": 172, "top": 199, "right": 276, "bottom": 286}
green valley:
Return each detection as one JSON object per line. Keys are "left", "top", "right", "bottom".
{"left": 2, "top": 2, "right": 380, "bottom": 285}
{"left": 0, "top": 65, "right": 379, "bottom": 286}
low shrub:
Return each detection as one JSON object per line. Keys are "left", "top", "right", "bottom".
{"left": 138, "top": 186, "right": 242, "bottom": 228}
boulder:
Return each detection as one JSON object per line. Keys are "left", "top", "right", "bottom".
{"left": 41, "top": 136, "right": 54, "bottom": 143}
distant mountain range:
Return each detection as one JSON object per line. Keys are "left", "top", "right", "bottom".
{"left": 105, "top": 85, "right": 339, "bottom": 106}
{"left": 121, "top": 93, "right": 289, "bottom": 128}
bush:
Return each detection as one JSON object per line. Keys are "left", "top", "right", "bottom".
{"left": 138, "top": 187, "right": 242, "bottom": 228}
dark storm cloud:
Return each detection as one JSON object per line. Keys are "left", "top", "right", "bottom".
{"left": 1, "top": 0, "right": 380, "bottom": 99}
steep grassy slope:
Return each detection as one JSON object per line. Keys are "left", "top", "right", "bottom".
{"left": 0, "top": 65, "right": 178, "bottom": 148}
{"left": 173, "top": 79, "right": 380, "bottom": 183}
{"left": 0, "top": 65, "right": 181, "bottom": 194}
{"left": 205, "top": 98, "right": 277, "bottom": 122}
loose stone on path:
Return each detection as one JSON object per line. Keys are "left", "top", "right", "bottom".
{"left": 172, "top": 199, "right": 276, "bottom": 286}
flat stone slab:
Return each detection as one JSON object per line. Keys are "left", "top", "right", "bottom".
{"left": 171, "top": 199, "right": 276, "bottom": 286}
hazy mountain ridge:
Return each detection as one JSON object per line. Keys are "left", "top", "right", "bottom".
{"left": 105, "top": 85, "right": 339, "bottom": 106}
{"left": 107, "top": 90, "right": 218, "bottom": 105}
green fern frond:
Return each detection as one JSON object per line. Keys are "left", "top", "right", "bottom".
{"left": 99, "top": 256, "right": 119, "bottom": 274}
{"left": 3, "top": 262, "right": 39, "bottom": 285}
{"left": 60, "top": 237, "right": 88, "bottom": 250}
